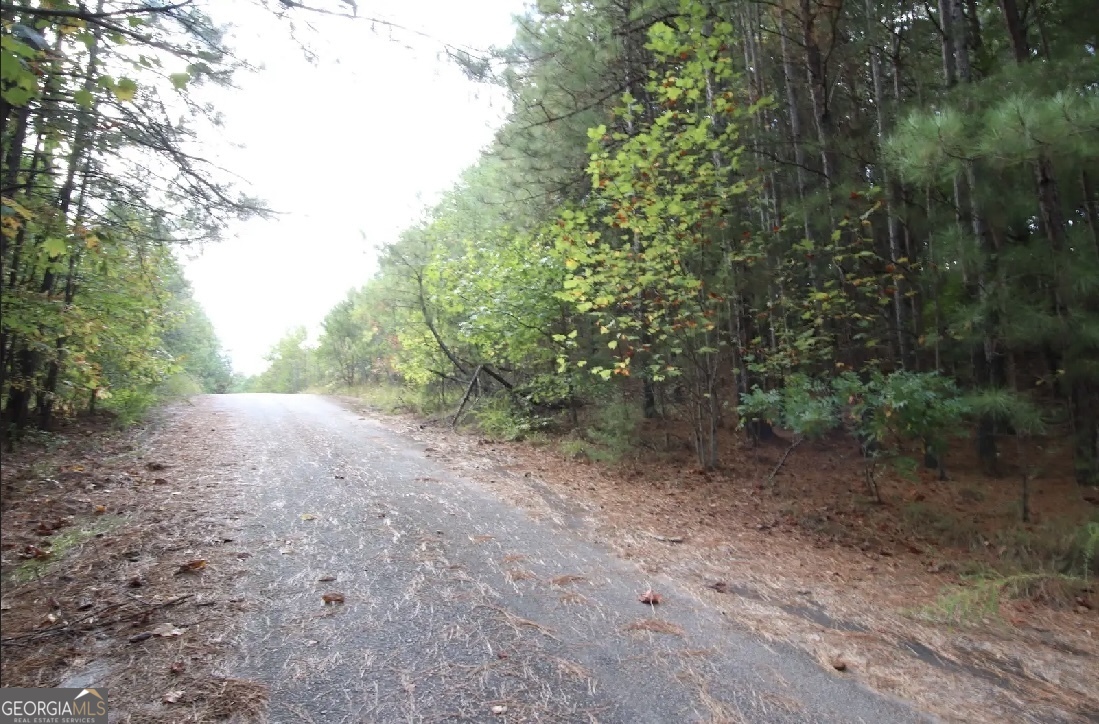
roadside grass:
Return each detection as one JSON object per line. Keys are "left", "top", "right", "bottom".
{"left": 8, "top": 514, "right": 126, "bottom": 583}
{"left": 341, "top": 381, "right": 461, "bottom": 416}
{"left": 912, "top": 518, "right": 1099, "bottom": 623}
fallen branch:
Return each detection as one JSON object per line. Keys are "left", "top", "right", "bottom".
{"left": 764, "top": 435, "right": 802, "bottom": 489}
{"left": 0, "top": 594, "right": 193, "bottom": 645}
{"left": 480, "top": 364, "right": 513, "bottom": 390}
{"left": 451, "top": 365, "right": 484, "bottom": 429}
{"left": 648, "top": 533, "right": 686, "bottom": 544}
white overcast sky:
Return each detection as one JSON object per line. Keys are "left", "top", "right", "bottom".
{"left": 180, "top": 1, "right": 525, "bottom": 375}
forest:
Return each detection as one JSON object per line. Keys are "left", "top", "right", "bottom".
{"left": 3, "top": 0, "right": 1098, "bottom": 526}
{"left": 250, "top": 0, "right": 1099, "bottom": 496}
{"left": 0, "top": 1, "right": 269, "bottom": 438}
{"left": 1, "top": 2, "right": 1097, "bottom": 717}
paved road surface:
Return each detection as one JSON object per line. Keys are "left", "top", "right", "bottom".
{"left": 215, "top": 394, "right": 928, "bottom": 723}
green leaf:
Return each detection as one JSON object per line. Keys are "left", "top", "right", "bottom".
{"left": 2, "top": 86, "right": 33, "bottom": 106}
{"left": 169, "top": 72, "right": 190, "bottom": 90}
{"left": 42, "top": 237, "right": 69, "bottom": 258}
{"left": 114, "top": 78, "right": 138, "bottom": 102}
{"left": 73, "top": 89, "right": 95, "bottom": 108}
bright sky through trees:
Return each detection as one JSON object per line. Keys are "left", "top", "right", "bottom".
{"left": 181, "top": 1, "right": 523, "bottom": 375}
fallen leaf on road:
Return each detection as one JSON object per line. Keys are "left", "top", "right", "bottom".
{"left": 162, "top": 690, "right": 183, "bottom": 703}
{"left": 831, "top": 657, "right": 848, "bottom": 671}
{"left": 145, "top": 462, "right": 167, "bottom": 471}
{"left": 128, "top": 632, "right": 153, "bottom": 643}
{"left": 707, "top": 582, "right": 729, "bottom": 593}
{"left": 93, "top": 504, "right": 106, "bottom": 514}
{"left": 169, "top": 661, "right": 185, "bottom": 675}
{"left": 176, "top": 559, "right": 206, "bottom": 573}
{"left": 318, "top": 575, "right": 337, "bottom": 582}
{"left": 300, "top": 513, "right": 318, "bottom": 521}
{"left": 491, "top": 705, "right": 508, "bottom": 715}
{"left": 322, "top": 592, "right": 345, "bottom": 605}
{"left": 151, "top": 623, "right": 183, "bottom": 637}
{"left": 153, "top": 478, "right": 167, "bottom": 485}
{"left": 639, "top": 589, "right": 662, "bottom": 605}
{"left": 23, "top": 544, "right": 51, "bottom": 560}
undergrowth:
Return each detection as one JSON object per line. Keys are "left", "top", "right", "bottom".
{"left": 7, "top": 514, "right": 125, "bottom": 583}
{"left": 347, "top": 382, "right": 459, "bottom": 416}
{"left": 473, "top": 393, "right": 554, "bottom": 441}
{"left": 915, "top": 518, "right": 1099, "bottom": 623}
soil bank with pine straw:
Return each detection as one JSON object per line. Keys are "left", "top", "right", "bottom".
{"left": 0, "top": 404, "right": 268, "bottom": 723}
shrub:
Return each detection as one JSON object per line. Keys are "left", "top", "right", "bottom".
{"left": 583, "top": 397, "right": 641, "bottom": 463}
{"left": 474, "top": 393, "right": 552, "bottom": 441}
{"left": 100, "top": 388, "right": 158, "bottom": 427}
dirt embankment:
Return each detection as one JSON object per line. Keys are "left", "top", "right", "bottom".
{"left": 1, "top": 405, "right": 266, "bottom": 722}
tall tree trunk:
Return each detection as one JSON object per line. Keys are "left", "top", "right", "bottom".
{"left": 799, "top": 0, "right": 838, "bottom": 223}
{"left": 866, "top": 0, "right": 910, "bottom": 368}
{"left": 779, "top": 12, "right": 814, "bottom": 249}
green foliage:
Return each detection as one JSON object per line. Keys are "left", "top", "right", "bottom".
{"left": 991, "top": 518, "right": 1099, "bottom": 580}
{"left": 917, "top": 572, "right": 1054, "bottom": 625}
{"left": 777, "top": 374, "right": 839, "bottom": 439}
{"left": 2, "top": 3, "right": 250, "bottom": 437}
{"left": 99, "top": 388, "right": 159, "bottom": 428}
{"left": 830, "top": 370, "right": 972, "bottom": 470}
{"left": 581, "top": 397, "right": 642, "bottom": 463}
{"left": 737, "top": 386, "right": 782, "bottom": 427}
{"left": 963, "top": 388, "right": 1047, "bottom": 437}
{"left": 274, "top": 0, "right": 1099, "bottom": 487}
{"left": 512, "top": 373, "right": 577, "bottom": 413}
{"left": 473, "top": 393, "right": 551, "bottom": 441}
{"left": 9, "top": 515, "right": 124, "bottom": 583}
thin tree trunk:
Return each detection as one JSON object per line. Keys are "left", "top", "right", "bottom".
{"left": 866, "top": 0, "right": 910, "bottom": 367}
{"left": 799, "top": 0, "right": 837, "bottom": 224}
{"left": 779, "top": 13, "right": 814, "bottom": 248}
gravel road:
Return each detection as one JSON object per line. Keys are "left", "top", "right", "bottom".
{"left": 214, "top": 393, "right": 930, "bottom": 723}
